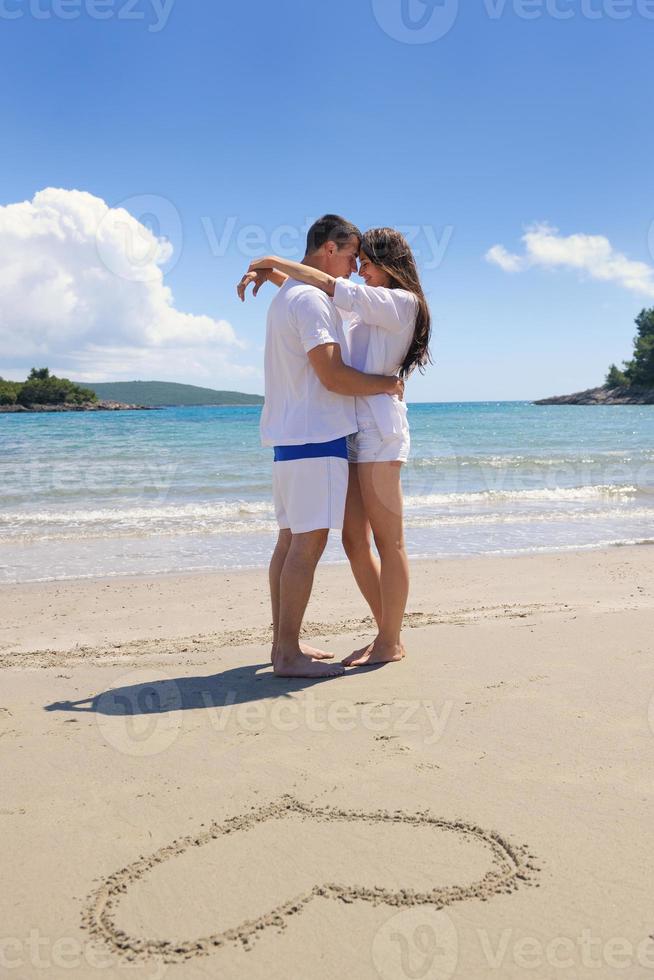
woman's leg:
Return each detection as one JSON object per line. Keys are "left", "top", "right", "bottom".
{"left": 347, "top": 461, "right": 409, "bottom": 665}
{"left": 341, "top": 463, "right": 383, "bottom": 656}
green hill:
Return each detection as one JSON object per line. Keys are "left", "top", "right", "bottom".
{"left": 81, "top": 381, "right": 264, "bottom": 407}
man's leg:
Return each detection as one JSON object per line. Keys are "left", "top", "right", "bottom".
{"left": 269, "top": 529, "right": 292, "bottom": 664}
{"left": 269, "top": 529, "right": 335, "bottom": 666}
{"left": 275, "top": 529, "right": 345, "bottom": 678}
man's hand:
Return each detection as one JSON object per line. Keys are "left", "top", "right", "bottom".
{"left": 248, "top": 256, "right": 277, "bottom": 273}
{"left": 308, "top": 345, "right": 408, "bottom": 399}
{"left": 237, "top": 269, "right": 269, "bottom": 302}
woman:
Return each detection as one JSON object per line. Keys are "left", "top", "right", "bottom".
{"left": 240, "top": 228, "right": 431, "bottom": 666}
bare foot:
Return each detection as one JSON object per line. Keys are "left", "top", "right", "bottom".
{"left": 271, "top": 643, "right": 334, "bottom": 666}
{"left": 274, "top": 648, "right": 345, "bottom": 678}
{"left": 344, "top": 639, "right": 406, "bottom": 668}
{"left": 300, "top": 643, "right": 334, "bottom": 660}
{"left": 341, "top": 640, "right": 375, "bottom": 667}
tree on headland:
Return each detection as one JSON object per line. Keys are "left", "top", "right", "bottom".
{"left": 0, "top": 368, "right": 97, "bottom": 407}
{"left": 0, "top": 377, "right": 21, "bottom": 405}
{"left": 604, "top": 364, "right": 628, "bottom": 387}
{"left": 605, "top": 307, "right": 654, "bottom": 388}
{"left": 624, "top": 308, "right": 654, "bottom": 386}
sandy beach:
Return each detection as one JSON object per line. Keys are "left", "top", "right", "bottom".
{"left": 2, "top": 544, "right": 654, "bottom": 979}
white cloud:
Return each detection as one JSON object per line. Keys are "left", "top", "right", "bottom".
{"left": 485, "top": 244, "right": 525, "bottom": 273}
{"left": 64, "top": 344, "right": 260, "bottom": 386}
{"left": 0, "top": 187, "right": 257, "bottom": 386}
{"left": 485, "top": 223, "right": 654, "bottom": 298}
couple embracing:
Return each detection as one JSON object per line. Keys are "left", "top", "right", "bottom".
{"left": 237, "top": 214, "right": 431, "bottom": 678}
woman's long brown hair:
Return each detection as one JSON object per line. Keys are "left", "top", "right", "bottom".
{"left": 360, "top": 227, "right": 432, "bottom": 379}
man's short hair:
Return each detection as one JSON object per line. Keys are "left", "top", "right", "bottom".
{"left": 305, "top": 214, "right": 362, "bottom": 255}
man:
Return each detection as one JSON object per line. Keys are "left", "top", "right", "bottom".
{"left": 238, "top": 215, "right": 403, "bottom": 678}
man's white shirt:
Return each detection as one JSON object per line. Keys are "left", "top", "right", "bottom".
{"left": 260, "top": 278, "right": 357, "bottom": 447}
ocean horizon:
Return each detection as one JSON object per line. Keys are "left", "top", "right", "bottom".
{"left": 2, "top": 400, "right": 653, "bottom": 584}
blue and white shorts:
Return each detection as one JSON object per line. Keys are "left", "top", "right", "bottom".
{"left": 272, "top": 436, "right": 350, "bottom": 534}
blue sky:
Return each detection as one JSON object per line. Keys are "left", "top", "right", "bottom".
{"left": 1, "top": 0, "right": 653, "bottom": 400}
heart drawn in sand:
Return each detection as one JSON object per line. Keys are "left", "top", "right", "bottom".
{"left": 82, "top": 797, "right": 539, "bottom": 965}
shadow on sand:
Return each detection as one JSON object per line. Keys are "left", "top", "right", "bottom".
{"left": 44, "top": 661, "right": 385, "bottom": 717}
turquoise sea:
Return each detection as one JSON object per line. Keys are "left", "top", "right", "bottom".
{"left": 1, "top": 402, "right": 653, "bottom": 584}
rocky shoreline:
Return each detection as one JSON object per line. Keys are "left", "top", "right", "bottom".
{"left": 0, "top": 400, "right": 157, "bottom": 413}
{"left": 534, "top": 385, "right": 654, "bottom": 405}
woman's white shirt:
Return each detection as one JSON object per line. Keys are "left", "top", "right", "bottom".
{"left": 333, "top": 277, "right": 417, "bottom": 439}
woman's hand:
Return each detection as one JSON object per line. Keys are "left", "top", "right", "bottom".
{"left": 237, "top": 269, "right": 269, "bottom": 302}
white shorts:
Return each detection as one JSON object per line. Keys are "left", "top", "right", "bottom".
{"left": 347, "top": 418, "right": 410, "bottom": 464}
{"left": 272, "top": 456, "right": 349, "bottom": 534}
